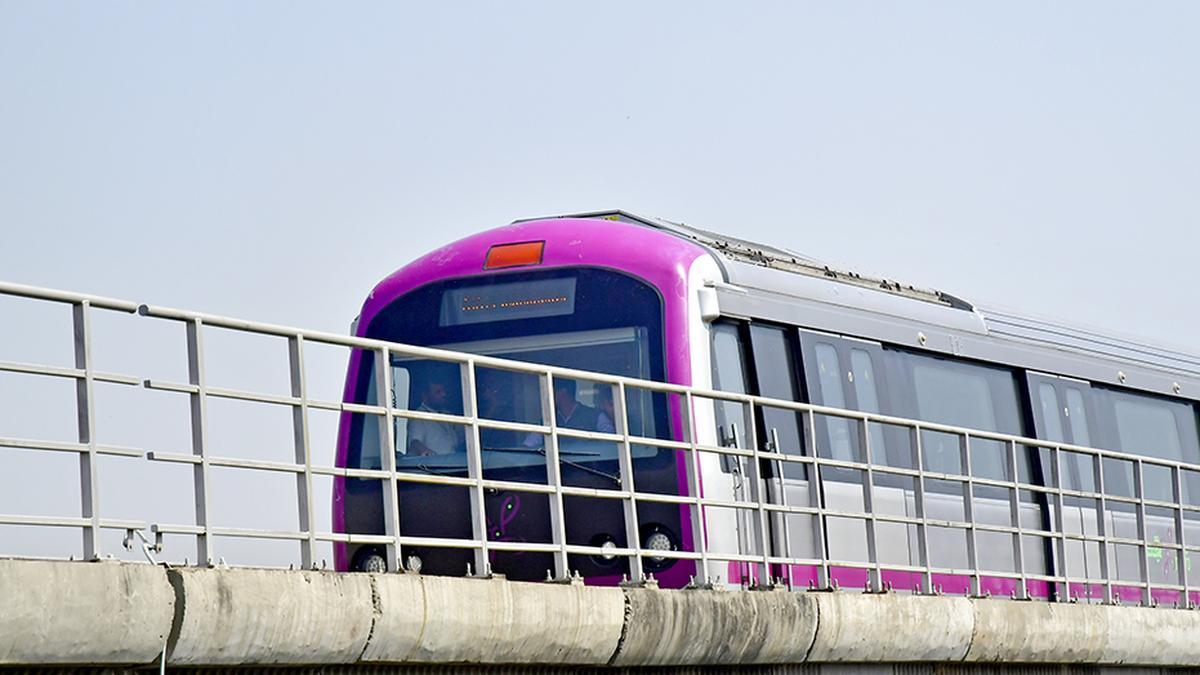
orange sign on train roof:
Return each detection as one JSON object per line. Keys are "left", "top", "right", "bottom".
{"left": 484, "top": 241, "right": 545, "bottom": 270}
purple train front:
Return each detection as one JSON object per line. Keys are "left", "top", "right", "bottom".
{"left": 332, "top": 214, "right": 712, "bottom": 588}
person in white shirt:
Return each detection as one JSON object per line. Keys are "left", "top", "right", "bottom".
{"left": 407, "top": 379, "right": 465, "bottom": 456}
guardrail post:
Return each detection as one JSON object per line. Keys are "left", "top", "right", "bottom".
{"left": 1174, "top": 465, "right": 1191, "bottom": 608}
{"left": 287, "top": 335, "right": 316, "bottom": 570}
{"left": 185, "top": 318, "right": 213, "bottom": 566}
{"left": 460, "top": 361, "right": 490, "bottom": 576}
{"left": 539, "top": 372, "right": 569, "bottom": 580}
{"left": 375, "top": 347, "right": 402, "bottom": 572}
{"left": 680, "top": 391, "right": 707, "bottom": 586}
{"left": 808, "top": 410, "right": 830, "bottom": 590}
{"left": 1134, "top": 459, "right": 1151, "bottom": 606}
{"left": 1050, "top": 446, "right": 1069, "bottom": 602}
{"left": 72, "top": 300, "right": 101, "bottom": 560}
{"left": 1095, "top": 452, "right": 1114, "bottom": 604}
{"left": 744, "top": 400, "right": 770, "bottom": 585}
{"left": 961, "top": 433, "right": 981, "bottom": 597}
{"left": 911, "top": 426, "right": 933, "bottom": 594}
{"left": 858, "top": 416, "right": 880, "bottom": 592}
{"left": 1007, "top": 439, "right": 1029, "bottom": 600}
{"left": 615, "top": 383, "right": 644, "bottom": 581}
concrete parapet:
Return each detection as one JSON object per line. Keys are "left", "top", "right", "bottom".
{"left": 6, "top": 559, "right": 1200, "bottom": 667}
{"left": 966, "top": 600, "right": 1108, "bottom": 664}
{"left": 362, "top": 574, "right": 624, "bottom": 665}
{"left": 807, "top": 592, "right": 974, "bottom": 662}
{"left": 166, "top": 566, "right": 374, "bottom": 665}
{"left": 0, "top": 558, "right": 173, "bottom": 665}
{"left": 612, "top": 587, "right": 818, "bottom": 666}
{"left": 357, "top": 572, "right": 425, "bottom": 662}
{"left": 1100, "top": 603, "right": 1200, "bottom": 665}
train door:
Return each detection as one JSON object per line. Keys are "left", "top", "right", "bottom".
{"left": 1027, "top": 373, "right": 1107, "bottom": 593}
{"left": 709, "top": 322, "right": 760, "bottom": 573}
{"left": 745, "top": 324, "right": 809, "bottom": 576}
{"left": 710, "top": 321, "right": 807, "bottom": 582}
{"left": 797, "top": 330, "right": 914, "bottom": 574}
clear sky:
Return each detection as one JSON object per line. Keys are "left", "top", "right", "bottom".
{"left": 1, "top": 2, "right": 1197, "bottom": 564}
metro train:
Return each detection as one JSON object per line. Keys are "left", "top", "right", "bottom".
{"left": 333, "top": 210, "right": 1200, "bottom": 601}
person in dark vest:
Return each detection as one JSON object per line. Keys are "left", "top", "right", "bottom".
{"left": 553, "top": 379, "right": 600, "bottom": 431}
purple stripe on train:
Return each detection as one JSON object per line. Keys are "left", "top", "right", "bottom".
{"left": 728, "top": 563, "right": 1199, "bottom": 606}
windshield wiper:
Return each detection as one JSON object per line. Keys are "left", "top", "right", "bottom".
{"left": 483, "top": 446, "right": 620, "bottom": 486}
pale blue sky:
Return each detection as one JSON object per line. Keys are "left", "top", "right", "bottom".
{"left": 1, "top": 2, "right": 1198, "bottom": 564}
{"left": 2, "top": 2, "right": 1197, "bottom": 340}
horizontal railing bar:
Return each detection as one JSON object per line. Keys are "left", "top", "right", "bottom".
{"left": 152, "top": 524, "right": 309, "bottom": 541}
{"left": 395, "top": 535, "right": 491, "bottom": 550}
{"left": 0, "top": 437, "right": 142, "bottom": 458}
{"left": 0, "top": 514, "right": 146, "bottom": 530}
{"left": 144, "top": 528, "right": 394, "bottom": 548}
{"left": 146, "top": 452, "right": 305, "bottom": 474}
{"left": 0, "top": 281, "right": 140, "bottom": 312}
{"left": 0, "top": 361, "right": 140, "bottom": 386}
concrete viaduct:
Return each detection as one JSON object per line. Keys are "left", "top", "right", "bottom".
{"left": 3, "top": 559, "right": 1200, "bottom": 673}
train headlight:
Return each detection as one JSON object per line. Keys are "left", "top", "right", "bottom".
{"left": 589, "top": 533, "right": 620, "bottom": 567}
{"left": 644, "top": 531, "right": 672, "bottom": 560}
{"left": 600, "top": 540, "right": 618, "bottom": 561}
{"left": 406, "top": 554, "right": 424, "bottom": 573}
{"left": 359, "top": 552, "right": 387, "bottom": 574}
{"left": 640, "top": 524, "right": 678, "bottom": 572}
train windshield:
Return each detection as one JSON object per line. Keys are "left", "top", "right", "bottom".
{"left": 348, "top": 267, "right": 668, "bottom": 473}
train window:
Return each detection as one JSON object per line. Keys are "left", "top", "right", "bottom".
{"left": 814, "top": 342, "right": 854, "bottom": 460}
{"left": 849, "top": 349, "right": 881, "bottom": 415}
{"left": 711, "top": 323, "right": 751, "bottom": 470}
{"left": 888, "top": 351, "right": 1023, "bottom": 478}
{"left": 848, "top": 348, "right": 892, "bottom": 466}
{"left": 748, "top": 324, "right": 804, "bottom": 455}
{"left": 1090, "top": 387, "right": 1200, "bottom": 499}
{"left": 1092, "top": 387, "right": 1200, "bottom": 466}
{"left": 1065, "top": 388, "right": 1092, "bottom": 447}
{"left": 1036, "top": 383, "right": 1065, "bottom": 443}
{"left": 712, "top": 323, "right": 748, "bottom": 396}
{"left": 350, "top": 267, "right": 670, "bottom": 478}
{"left": 1114, "top": 398, "right": 1181, "bottom": 458}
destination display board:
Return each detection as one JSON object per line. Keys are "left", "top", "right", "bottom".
{"left": 439, "top": 277, "right": 576, "bottom": 326}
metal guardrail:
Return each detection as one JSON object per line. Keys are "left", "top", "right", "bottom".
{"left": 2, "top": 280, "right": 1199, "bottom": 610}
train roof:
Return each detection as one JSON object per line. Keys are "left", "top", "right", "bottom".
{"left": 516, "top": 209, "right": 1200, "bottom": 392}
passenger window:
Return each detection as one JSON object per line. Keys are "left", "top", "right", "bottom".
{"left": 912, "top": 362, "right": 998, "bottom": 431}
{"left": 849, "top": 349, "right": 880, "bottom": 414}
{"left": 712, "top": 323, "right": 748, "bottom": 396}
{"left": 1037, "top": 383, "right": 1064, "bottom": 443}
{"left": 890, "top": 352, "right": 1023, "bottom": 479}
{"left": 1093, "top": 387, "right": 1200, "bottom": 466}
{"left": 710, "top": 323, "right": 750, "bottom": 464}
{"left": 1095, "top": 388, "right": 1200, "bottom": 499}
{"left": 850, "top": 348, "right": 889, "bottom": 461}
{"left": 1114, "top": 398, "right": 1184, "bottom": 461}
{"left": 814, "top": 342, "right": 854, "bottom": 460}
{"left": 748, "top": 324, "right": 803, "bottom": 456}
{"left": 911, "top": 361, "right": 994, "bottom": 475}
{"left": 1065, "top": 387, "right": 1091, "bottom": 447}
